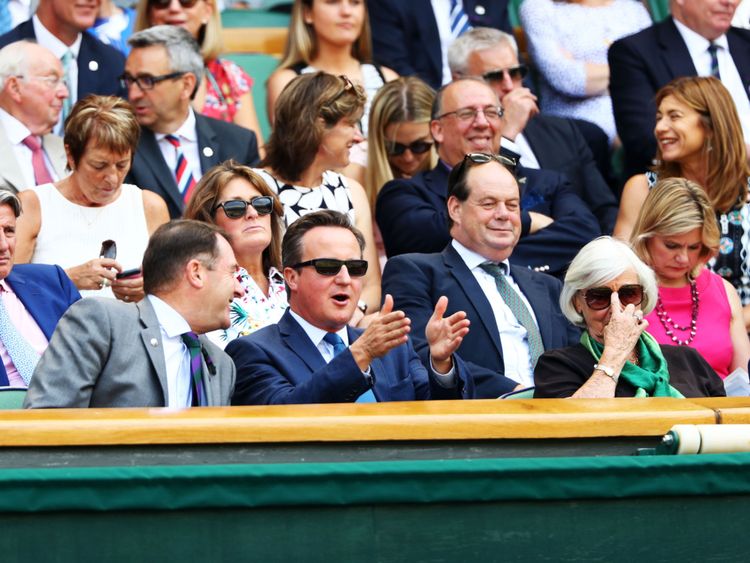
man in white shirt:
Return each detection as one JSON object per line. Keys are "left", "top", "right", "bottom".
{"left": 610, "top": 0, "right": 750, "bottom": 178}
{"left": 0, "top": 40, "right": 68, "bottom": 192}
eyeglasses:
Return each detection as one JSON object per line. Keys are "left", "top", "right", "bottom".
{"left": 581, "top": 284, "right": 645, "bottom": 310}
{"left": 327, "top": 75, "right": 356, "bottom": 106}
{"left": 437, "top": 105, "right": 504, "bottom": 122}
{"left": 482, "top": 65, "right": 529, "bottom": 83}
{"left": 214, "top": 196, "right": 274, "bottom": 218}
{"left": 464, "top": 152, "right": 518, "bottom": 175}
{"left": 385, "top": 139, "right": 433, "bottom": 156}
{"left": 149, "top": 0, "right": 201, "bottom": 8}
{"left": 119, "top": 71, "right": 186, "bottom": 91}
{"left": 16, "top": 74, "right": 68, "bottom": 89}
{"left": 291, "top": 258, "right": 369, "bottom": 277}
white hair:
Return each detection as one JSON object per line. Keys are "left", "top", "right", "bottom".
{"left": 560, "top": 237, "right": 658, "bottom": 327}
{"left": 448, "top": 27, "right": 519, "bottom": 78}
{"left": 0, "top": 41, "right": 34, "bottom": 90}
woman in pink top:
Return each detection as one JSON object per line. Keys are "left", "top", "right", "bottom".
{"left": 630, "top": 178, "right": 750, "bottom": 378}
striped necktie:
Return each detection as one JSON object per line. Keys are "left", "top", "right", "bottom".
{"left": 479, "top": 262, "right": 545, "bottom": 369}
{"left": 323, "top": 332, "right": 376, "bottom": 403}
{"left": 181, "top": 331, "right": 207, "bottom": 406}
{"left": 0, "top": 289, "right": 40, "bottom": 387}
{"left": 0, "top": 0, "right": 12, "bottom": 35}
{"left": 165, "top": 134, "right": 197, "bottom": 203}
{"left": 708, "top": 43, "right": 721, "bottom": 80}
{"left": 450, "top": 0, "right": 472, "bottom": 40}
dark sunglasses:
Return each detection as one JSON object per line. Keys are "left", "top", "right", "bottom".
{"left": 149, "top": 0, "right": 200, "bottom": 8}
{"left": 482, "top": 64, "right": 529, "bottom": 83}
{"left": 327, "top": 75, "right": 356, "bottom": 106}
{"left": 385, "top": 139, "right": 433, "bottom": 156}
{"left": 292, "top": 258, "right": 369, "bottom": 277}
{"left": 582, "top": 284, "right": 644, "bottom": 311}
{"left": 214, "top": 196, "right": 274, "bottom": 219}
{"left": 464, "top": 152, "right": 518, "bottom": 176}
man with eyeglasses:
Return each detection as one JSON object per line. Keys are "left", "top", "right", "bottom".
{"left": 383, "top": 154, "right": 579, "bottom": 398}
{"left": 448, "top": 27, "right": 618, "bottom": 233}
{"left": 227, "top": 210, "right": 475, "bottom": 405}
{"left": 123, "top": 25, "right": 260, "bottom": 219}
{"left": 0, "top": 0, "right": 126, "bottom": 135}
{"left": 376, "top": 76, "right": 600, "bottom": 278}
{"left": 0, "top": 40, "right": 68, "bottom": 192}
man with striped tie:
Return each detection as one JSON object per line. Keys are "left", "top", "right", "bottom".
{"left": 123, "top": 26, "right": 260, "bottom": 219}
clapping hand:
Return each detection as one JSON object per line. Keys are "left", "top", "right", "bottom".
{"left": 349, "top": 294, "right": 411, "bottom": 371}
{"left": 426, "top": 296, "right": 470, "bottom": 373}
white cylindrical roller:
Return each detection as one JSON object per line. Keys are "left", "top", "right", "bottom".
{"left": 671, "top": 424, "right": 750, "bottom": 454}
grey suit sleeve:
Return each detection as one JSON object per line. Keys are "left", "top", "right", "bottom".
{"left": 24, "top": 299, "right": 113, "bottom": 408}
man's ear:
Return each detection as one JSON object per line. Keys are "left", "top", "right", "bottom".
{"left": 284, "top": 266, "right": 299, "bottom": 292}
{"left": 430, "top": 118, "right": 443, "bottom": 145}
{"left": 186, "top": 258, "right": 205, "bottom": 289}
{"left": 182, "top": 72, "right": 198, "bottom": 100}
{"left": 446, "top": 195, "right": 462, "bottom": 226}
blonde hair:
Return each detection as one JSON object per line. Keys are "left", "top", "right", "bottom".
{"left": 654, "top": 76, "right": 749, "bottom": 214}
{"left": 277, "top": 0, "right": 373, "bottom": 70}
{"left": 135, "top": 0, "right": 223, "bottom": 61}
{"left": 630, "top": 177, "right": 719, "bottom": 278}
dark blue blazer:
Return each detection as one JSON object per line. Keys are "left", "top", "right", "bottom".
{"left": 368, "top": 0, "right": 511, "bottom": 89}
{"left": 609, "top": 17, "right": 750, "bottom": 178}
{"left": 375, "top": 161, "right": 601, "bottom": 278}
{"left": 382, "top": 245, "right": 580, "bottom": 398}
{"left": 0, "top": 20, "right": 126, "bottom": 99}
{"left": 227, "top": 309, "right": 473, "bottom": 405}
{"left": 125, "top": 114, "right": 260, "bottom": 218}
{"left": 0, "top": 264, "right": 81, "bottom": 386}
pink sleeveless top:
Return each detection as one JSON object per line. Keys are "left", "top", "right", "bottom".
{"left": 645, "top": 269, "right": 733, "bottom": 378}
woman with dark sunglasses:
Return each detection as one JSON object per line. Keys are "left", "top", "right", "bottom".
{"left": 631, "top": 178, "right": 750, "bottom": 379}
{"left": 184, "top": 161, "right": 288, "bottom": 347}
{"left": 533, "top": 237, "right": 725, "bottom": 398}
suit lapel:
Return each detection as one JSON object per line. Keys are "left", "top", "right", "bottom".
{"left": 0, "top": 127, "right": 29, "bottom": 192}
{"left": 414, "top": 0, "right": 443, "bottom": 82}
{"left": 41, "top": 134, "right": 68, "bottom": 181}
{"left": 278, "top": 310, "right": 327, "bottom": 373}
{"left": 5, "top": 270, "right": 56, "bottom": 339}
{"left": 658, "top": 18, "right": 698, "bottom": 78}
{"left": 137, "top": 299, "right": 169, "bottom": 402}
{"left": 195, "top": 115, "right": 221, "bottom": 174}
{"left": 728, "top": 28, "right": 750, "bottom": 93}
{"left": 139, "top": 129, "right": 184, "bottom": 213}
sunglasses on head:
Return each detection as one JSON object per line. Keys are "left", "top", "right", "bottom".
{"left": 214, "top": 196, "right": 274, "bottom": 218}
{"left": 292, "top": 258, "right": 369, "bottom": 277}
{"left": 582, "top": 284, "right": 644, "bottom": 310}
{"left": 482, "top": 64, "right": 529, "bottom": 83}
{"left": 149, "top": 0, "right": 200, "bottom": 8}
{"left": 385, "top": 139, "right": 433, "bottom": 156}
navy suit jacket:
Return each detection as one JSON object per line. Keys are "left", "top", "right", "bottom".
{"left": 0, "top": 20, "right": 126, "bottom": 99}
{"left": 125, "top": 114, "right": 260, "bottom": 218}
{"left": 0, "top": 264, "right": 81, "bottom": 386}
{"left": 375, "top": 161, "right": 600, "bottom": 278}
{"left": 382, "top": 245, "right": 580, "bottom": 398}
{"left": 609, "top": 17, "right": 750, "bottom": 178}
{"left": 227, "top": 309, "right": 473, "bottom": 405}
{"left": 368, "top": 0, "right": 511, "bottom": 89}
{"left": 522, "top": 115, "right": 617, "bottom": 233}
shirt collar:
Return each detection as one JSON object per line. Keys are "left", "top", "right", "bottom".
{"left": 147, "top": 294, "right": 192, "bottom": 338}
{"left": 673, "top": 17, "right": 729, "bottom": 58}
{"left": 451, "top": 239, "right": 511, "bottom": 273}
{"left": 0, "top": 279, "right": 12, "bottom": 294}
{"left": 289, "top": 309, "right": 349, "bottom": 347}
{"left": 32, "top": 14, "right": 83, "bottom": 59}
{"left": 156, "top": 108, "right": 197, "bottom": 143}
{"left": 0, "top": 108, "right": 31, "bottom": 145}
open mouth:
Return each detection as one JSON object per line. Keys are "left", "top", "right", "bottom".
{"left": 332, "top": 293, "right": 349, "bottom": 303}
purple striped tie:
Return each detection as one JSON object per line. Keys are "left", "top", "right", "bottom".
{"left": 181, "top": 331, "right": 206, "bottom": 406}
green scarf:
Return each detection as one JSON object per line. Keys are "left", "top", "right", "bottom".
{"left": 580, "top": 331, "right": 684, "bottom": 398}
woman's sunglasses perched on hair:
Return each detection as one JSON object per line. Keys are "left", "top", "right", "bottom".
{"left": 581, "top": 285, "right": 644, "bottom": 310}
{"left": 214, "top": 196, "right": 274, "bottom": 218}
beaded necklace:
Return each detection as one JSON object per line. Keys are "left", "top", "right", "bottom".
{"left": 654, "top": 281, "right": 699, "bottom": 346}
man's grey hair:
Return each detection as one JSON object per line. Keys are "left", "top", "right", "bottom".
{"left": 0, "top": 41, "right": 35, "bottom": 90}
{"left": 0, "top": 190, "right": 22, "bottom": 217}
{"left": 448, "top": 27, "right": 519, "bottom": 78}
{"left": 559, "top": 237, "right": 658, "bottom": 327}
{"left": 128, "top": 25, "right": 204, "bottom": 83}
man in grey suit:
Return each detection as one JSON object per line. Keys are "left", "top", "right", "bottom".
{"left": 25, "top": 220, "right": 244, "bottom": 408}
{"left": 0, "top": 40, "right": 68, "bottom": 193}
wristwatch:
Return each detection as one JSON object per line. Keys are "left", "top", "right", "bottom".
{"left": 593, "top": 363, "right": 619, "bottom": 383}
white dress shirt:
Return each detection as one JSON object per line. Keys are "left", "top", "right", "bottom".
{"left": 289, "top": 309, "right": 350, "bottom": 362}
{"left": 452, "top": 239, "right": 539, "bottom": 387}
{"left": 0, "top": 108, "right": 59, "bottom": 189}
{"left": 502, "top": 133, "right": 541, "bottom": 169}
{"left": 156, "top": 108, "right": 204, "bottom": 183}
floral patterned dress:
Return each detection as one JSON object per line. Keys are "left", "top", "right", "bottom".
{"left": 202, "top": 58, "right": 253, "bottom": 123}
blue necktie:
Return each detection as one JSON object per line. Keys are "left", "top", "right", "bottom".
{"left": 0, "top": 0, "right": 12, "bottom": 36}
{"left": 0, "top": 292, "right": 40, "bottom": 386}
{"left": 60, "top": 50, "right": 73, "bottom": 124}
{"left": 708, "top": 43, "right": 721, "bottom": 80}
{"left": 323, "top": 332, "right": 376, "bottom": 403}
{"left": 450, "top": 0, "right": 472, "bottom": 40}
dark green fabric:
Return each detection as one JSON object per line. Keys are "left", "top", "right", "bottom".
{"left": 2, "top": 453, "right": 750, "bottom": 513}
{"left": 581, "top": 331, "right": 684, "bottom": 397}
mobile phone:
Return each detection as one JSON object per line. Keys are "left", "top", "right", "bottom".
{"left": 116, "top": 268, "right": 141, "bottom": 280}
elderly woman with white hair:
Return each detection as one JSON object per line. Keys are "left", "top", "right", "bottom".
{"left": 534, "top": 237, "right": 725, "bottom": 398}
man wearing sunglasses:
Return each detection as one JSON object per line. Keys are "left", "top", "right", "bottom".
{"left": 227, "top": 210, "right": 475, "bottom": 405}
{"left": 376, "top": 77, "right": 600, "bottom": 279}
{"left": 122, "top": 26, "right": 260, "bottom": 219}
{"left": 383, "top": 153, "right": 580, "bottom": 398}
{"left": 448, "top": 28, "right": 618, "bottom": 233}
{"left": 0, "top": 0, "right": 126, "bottom": 135}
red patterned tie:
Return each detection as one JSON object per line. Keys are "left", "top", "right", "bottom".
{"left": 165, "top": 134, "right": 197, "bottom": 203}
{"left": 21, "top": 135, "right": 54, "bottom": 186}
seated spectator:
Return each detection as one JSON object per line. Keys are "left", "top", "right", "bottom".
{"left": 609, "top": 0, "right": 750, "bottom": 179}
{"left": 614, "top": 77, "right": 750, "bottom": 328}
{"left": 519, "top": 0, "right": 651, "bottom": 145}
{"left": 256, "top": 72, "right": 381, "bottom": 319}
{"left": 630, "top": 178, "right": 750, "bottom": 379}
{"left": 383, "top": 153, "right": 580, "bottom": 398}
{"left": 135, "top": 0, "right": 264, "bottom": 144}
{"left": 0, "top": 191, "right": 80, "bottom": 389}
{"left": 184, "top": 161, "right": 288, "bottom": 347}
{"left": 534, "top": 236, "right": 725, "bottom": 398}
{"left": 16, "top": 95, "right": 170, "bottom": 300}
{"left": 376, "top": 77, "right": 600, "bottom": 278}
{"left": 227, "top": 209, "right": 472, "bottom": 405}
{"left": 122, "top": 25, "right": 260, "bottom": 219}
{"left": 0, "top": 41, "right": 69, "bottom": 193}
{"left": 448, "top": 27, "right": 618, "bottom": 233}
{"left": 25, "top": 220, "right": 243, "bottom": 408}
{"left": 0, "top": 0, "right": 127, "bottom": 135}
{"left": 368, "top": 0, "right": 512, "bottom": 89}
{"left": 90, "top": 0, "right": 136, "bottom": 55}
{"left": 266, "top": 0, "right": 398, "bottom": 184}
